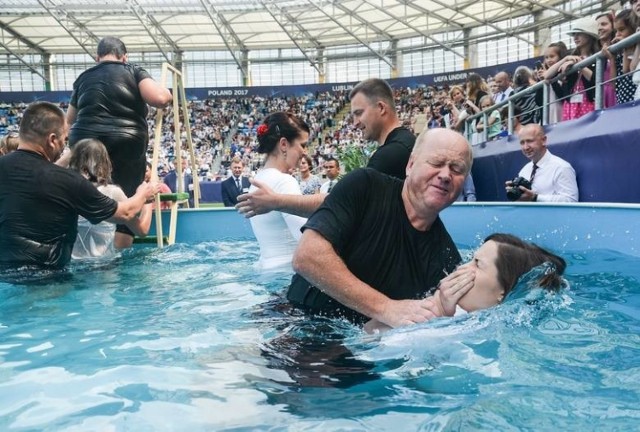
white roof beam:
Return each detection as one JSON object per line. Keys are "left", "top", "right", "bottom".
{"left": 361, "top": 0, "right": 464, "bottom": 58}
{"left": 37, "top": 0, "right": 99, "bottom": 59}
{"left": 258, "top": 0, "right": 324, "bottom": 75}
{"left": 199, "top": 0, "right": 248, "bottom": 77}
{"left": 308, "top": 1, "right": 395, "bottom": 67}
{"left": 331, "top": 2, "right": 396, "bottom": 41}
{"left": 0, "top": 41, "right": 47, "bottom": 80}
{"left": 0, "top": 21, "right": 48, "bottom": 55}
{"left": 128, "top": 0, "right": 180, "bottom": 64}
{"left": 403, "top": 0, "right": 533, "bottom": 46}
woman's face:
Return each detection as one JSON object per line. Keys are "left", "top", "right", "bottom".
{"left": 614, "top": 20, "right": 633, "bottom": 41}
{"left": 299, "top": 157, "right": 310, "bottom": 173}
{"left": 457, "top": 240, "right": 505, "bottom": 312}
{"left": 544, "top": 47, "right": 561, "bottom": 67}
{"left": 574, "top": 33, "right": 589, "bottom": 49}
{"left": 596, "top": 16, "right": 613, "bottom": 41}
{"left": 284, "top": 131, "right": 309, "bottom": 172}
{"left": 451, "top": 89, "right": 464, "bottom": 104}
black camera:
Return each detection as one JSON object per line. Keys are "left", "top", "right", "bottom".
{"left": 506, "top": 176, "right": 532, "bottom": 201}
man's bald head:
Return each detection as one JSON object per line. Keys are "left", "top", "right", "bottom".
{"left": 412, "top": 128, "right": 473, "bottom": 175}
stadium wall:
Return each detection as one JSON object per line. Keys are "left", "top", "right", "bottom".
{"left": 0, "top": 58, "right": 536, "bottom": 103}
{"left": 472, "top": 101, "right": 640, "bottom": 203}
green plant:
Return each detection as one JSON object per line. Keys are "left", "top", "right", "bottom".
{"left": 336, "top": 141, "right": 378, "bottom": 174}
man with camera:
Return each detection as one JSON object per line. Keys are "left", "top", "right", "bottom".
{"left": 505, "top": 124, "right": 578, "bottom": 202}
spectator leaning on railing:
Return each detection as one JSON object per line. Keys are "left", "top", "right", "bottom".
{"left": 544, "top": 16, "right": 600, "bottom": 121}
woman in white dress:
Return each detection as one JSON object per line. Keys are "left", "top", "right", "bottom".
{"left": 250, "top": 112, "right": 310, "bottom": 272}
{"left": 69, "top": 138, "right": 152, "bottom": 258}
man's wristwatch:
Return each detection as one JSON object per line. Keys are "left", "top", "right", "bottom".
{"left": 532, "top": 193, "right": 538, "bottom": 202}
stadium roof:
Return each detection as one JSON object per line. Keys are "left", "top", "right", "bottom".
{"left": 0, "top": 0, "right": 612, "bottom": 65}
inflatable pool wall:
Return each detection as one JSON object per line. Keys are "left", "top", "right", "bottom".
{"left": 151, "top": 203, "right": 640, "bottom": 257}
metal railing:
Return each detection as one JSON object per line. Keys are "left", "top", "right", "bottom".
{"left": 464, "top": 31, "right": 640, "bottom": 143}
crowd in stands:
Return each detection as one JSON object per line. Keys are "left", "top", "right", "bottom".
{"left": 2, "top": 10, "right": 640, "bottom": 191}
{"left": 136, "top": 91, "right": 349, "bottom": 185}
{"left": 398, "top": 10, "right": 640, "bottom": 144}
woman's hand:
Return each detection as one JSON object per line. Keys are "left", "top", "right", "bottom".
{"left": 465, "top": 100, "right": 480, "bottom": 113}
{"left": 558, "top": 60, "right": 574, "bottom": 74}
{"left": 602, "top": 43, "right": 614, "bottom": 61}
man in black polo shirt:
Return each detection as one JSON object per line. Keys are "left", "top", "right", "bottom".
{"left": 350, "top": 78, "right": 415, "bottom": 180}
{"left": 0, "top": 102, "right": 158, "bottom": 269}
{"left": 288, "top": 129, "right": 473, "bottom": 327}
{"left": 67, "top": 36, "right": 172, "bottom": 247}
{"left": 236, "top": 78, "right": 416, "bottom": 218}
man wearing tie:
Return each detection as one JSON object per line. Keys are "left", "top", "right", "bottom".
{"left": 505, "top": 124, "right": 578, "bottom": 202}
{"left": 163, "top": 158, "right": 194, "bottom": 206}
{"left": 222, "top": 157, "right": 251, "bottom": 207}
{"left": 493, "top": 71, "right": 513, "bottom": 103}
{"left": 319, "top": 157, "right": 340, "bottom": 194}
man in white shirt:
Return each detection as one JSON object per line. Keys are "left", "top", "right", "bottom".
{"left": 506, "top": 124, "right": 579, "bottom": 202}
{"left": 493, "top": 71, "right": 514, "bottom": 103}
{"left": 319, "top": 157, "right": 340, "bottom": 194}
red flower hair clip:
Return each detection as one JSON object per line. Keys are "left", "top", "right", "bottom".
{"left": 256, "top": 124, "right": 269, "bottom": 137}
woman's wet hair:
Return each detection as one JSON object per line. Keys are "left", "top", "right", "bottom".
{"left": 485, "top": 233, "right": 566, "bottom": 297}
{"left": 69, "top": 138, "right": 113, "bottom": 186}
{"left": 256, "top": 112, "right": 310, "bottom": 155}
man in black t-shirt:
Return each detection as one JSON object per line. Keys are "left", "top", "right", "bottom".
{"left": 288, "top": 129, "right": 473, "bottom": 328}
{"left": 67, "top": 36, "right": 172, "bottom": 247}
{"left": 235, "top": 78, "right": 415, "bottom": 217}
{"left": 350, "top": 78, "right": 415, "bottom": 180}
{"left": 0, "top": 102, "right": 159, "bottom": 269}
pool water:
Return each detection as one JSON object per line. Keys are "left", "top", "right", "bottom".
{"left": 1, "top": 241, "right": 639, "bottom": 431}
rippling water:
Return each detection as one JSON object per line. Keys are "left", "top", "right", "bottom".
{"left": 1, "top": 243, "right": 639, "bottom": 431}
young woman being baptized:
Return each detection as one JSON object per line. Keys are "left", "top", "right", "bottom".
{"left": 365, "top": 233, "right": 566, "bottom": 333}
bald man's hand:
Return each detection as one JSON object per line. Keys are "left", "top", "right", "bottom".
{"left": 235, "top": 178, "right": 278, "bottom": 218}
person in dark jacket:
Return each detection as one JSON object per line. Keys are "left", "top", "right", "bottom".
{"left": 66, "top": 36, "right": 172, "bottom": 247}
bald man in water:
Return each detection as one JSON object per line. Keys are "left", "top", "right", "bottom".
{"left": 288, "top": 129, "right": 474, "bottom": 328}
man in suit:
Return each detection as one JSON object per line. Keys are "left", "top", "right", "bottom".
{"left": 492, "top": 71, "right": 513, "bottom": 103}
{"left": 163, "top": 158, "right": 194, "bottom": 207}
{"left": 222, "top": 157, "right": 251, "bottom": 207}
{"left": 319, "top": 157, "right": 340, "bottom": 194}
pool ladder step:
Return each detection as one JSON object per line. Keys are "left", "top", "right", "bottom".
{"left": 154, "top": 192, "right": 190, "bottom": 247}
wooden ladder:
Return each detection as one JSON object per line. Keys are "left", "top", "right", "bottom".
{"left": 149, "top": 62, "right": 200, "bottom": 248}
